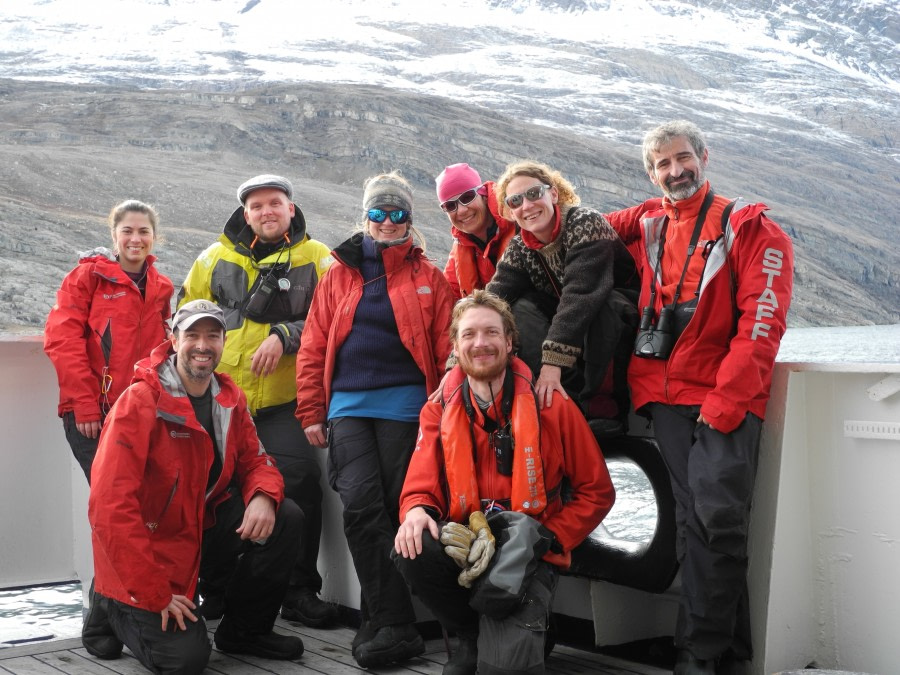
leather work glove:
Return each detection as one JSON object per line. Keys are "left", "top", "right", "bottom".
{"left": 440, "top": 521, "right": 476, "bottom": 568}
{"left": 458, "top": 511, "right": 496, "bottom": 588}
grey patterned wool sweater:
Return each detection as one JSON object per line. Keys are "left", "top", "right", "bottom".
{"left": 486, "top": 204, "right": 636, "bottom": 368}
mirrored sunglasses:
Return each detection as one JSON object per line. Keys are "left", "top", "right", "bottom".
{"left": 440, "top": 186, "right": 482, "bottom": 213}
{"left": 367, "top": 208, "right": 411, "bottom": 224}
{"left": 505, "top": 184, "right": 551, "bottom": 209}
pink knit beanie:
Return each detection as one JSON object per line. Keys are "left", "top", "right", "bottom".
{"left": 436, "top": 163, "right": 483, "bottom": 203}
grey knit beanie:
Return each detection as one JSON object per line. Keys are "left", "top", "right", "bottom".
{"left": 362, "top": 173, "right": 413, "bottom": 212}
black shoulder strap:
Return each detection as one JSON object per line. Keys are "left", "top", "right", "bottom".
{"left": 721, "top": 200, "right": 738, "bottom": 333}
{"left": 721, "top": 199, "right": 737, "bottom": 236}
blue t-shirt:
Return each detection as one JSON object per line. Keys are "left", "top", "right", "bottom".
{"left": 328, "top": 384, "right": 426, "bottom": 423}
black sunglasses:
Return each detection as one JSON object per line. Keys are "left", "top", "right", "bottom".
{"left": 505, "top": 184, "right": 551, "bottom": 209}
{"left": 440, "top": 186, "right": 482, "bottom": 213}
{"left": 367, "top": 208, "right": 411, "bottom": 224}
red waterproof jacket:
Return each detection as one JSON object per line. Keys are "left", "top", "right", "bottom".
{"left": 443, "top": 182, "right": 517, "bottom": 299}
{"left": 399, "top": 357, "right": 615, "bottom": 566}
{"left": 608, "top": 182, "right": 793, "bottom": 433}
{"left": 89, "top": 340, "right": 284, "bottom": 613}
{"left": 295, "top": 233, "right": 454, "bottom": 429}
{"left": 44, "top": 249, "right": 173, "bottom": 422}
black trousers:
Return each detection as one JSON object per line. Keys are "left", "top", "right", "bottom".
{"left": 198, "top": 403, "right": 323, "bottom": 601}
{"left": 394, "top": 532, "right": 558, "bottom": 675}
{"left": 62, "top": 411, "right": 100, "bottom": 484}
{"left": 328, "top": 416, "right": 418, "bottom": 630}
{"left": 104, "top": 495, "right": 302, "bottom": 673}
{"left": 649, "top": 403, "right": 761, "bottom": 661}
{"left": 254, "top": 402, "right": 324, "bottom": 595}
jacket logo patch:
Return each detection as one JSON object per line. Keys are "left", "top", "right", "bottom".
{"left": 170, "top": 430, "right": 191, "bottom": 438}
{"left": 416, "top": 286, "right": 432, "bottom": 295}
{"left": 103, "top": 292, "right": 127, "bottom": 300}
{"left": 751, "top": 248, "right": 785, "bottom": 340}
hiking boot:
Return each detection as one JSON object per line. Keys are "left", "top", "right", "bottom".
{"left": 588, "top": 417, "right": 624, "bottom": 439}
{"left": 353, "top": 623, "right": 425, "bottom": 668}
{"left": 214, "top": 620, "right": 304, "bottom": 660}
{"left": 351, "top": 620, "right": 376, "bottom": 653}
{"left": 281, "top": 591, "right": 338, "bottom": 628}
{"left": 198, "top": 593, "right": 225, "bottom": 621}
{"left": 674, "top": 649, "right": 716, "bottom": 675}
{"left": 443, "top": 633, "right": 477, "bottom": 675}
{"left": 82, "top": 581, "right": 122, "bottom": 660}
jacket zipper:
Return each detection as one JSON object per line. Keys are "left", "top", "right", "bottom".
{"left": 146, "top": 470, "right": 179, "bottom": 532}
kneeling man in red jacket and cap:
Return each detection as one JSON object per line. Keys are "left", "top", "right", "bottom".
{"left": 85, "top": 299, "right": 305, "bottom": 674}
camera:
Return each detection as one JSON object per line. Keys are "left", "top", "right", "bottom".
{"left": 244, "top": 273, "right": 280, "bottom": 318}
{"left": 493, "top": 428, "right": 513, "bottom": 476}
{"left": 633, "top": 305, "right": 674, "bottom": 360}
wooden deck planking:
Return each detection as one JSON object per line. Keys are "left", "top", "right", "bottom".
{"left": 1, "top": 619, "right": 669, "bottom": 675}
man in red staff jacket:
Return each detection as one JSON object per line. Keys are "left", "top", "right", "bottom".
{"left": 606, "top": 120, "right": 794, "bottom": 675}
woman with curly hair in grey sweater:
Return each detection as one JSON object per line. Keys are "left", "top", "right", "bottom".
{"left": 486, "top": 160, "right": 638, "bottom": 436}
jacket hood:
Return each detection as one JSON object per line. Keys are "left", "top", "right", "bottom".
{"left": 78, "top": 246, "right": 116, "bottom": 263}
{"left": 77, "top": 247, "right": 160, "bottom": 280}
{"left": 221, "top": 203, "right": 309, "bottom": 255}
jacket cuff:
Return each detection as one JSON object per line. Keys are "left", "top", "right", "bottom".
{"left": 269, "top": 324, "right": 288, "bottom": 349}
{"left": 699, "top": 400, "right": 744, "bottom": 434}
{"left": 541, "top": 340, "right": 579, "bottom": 368}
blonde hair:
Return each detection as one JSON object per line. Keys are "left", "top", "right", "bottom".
{"left": 108, "top": 200, "right": 159, "bottom": 241}
{"left": 495, "top": 160, "right": 580, "bottom": 219}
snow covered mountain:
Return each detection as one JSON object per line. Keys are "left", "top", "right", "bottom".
{"left": 0, "top": 0, "right": 897, "bottom": 327}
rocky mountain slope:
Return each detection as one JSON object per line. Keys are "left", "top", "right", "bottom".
{"left": 0, "top": 77, "right": 896, "bottom": 332}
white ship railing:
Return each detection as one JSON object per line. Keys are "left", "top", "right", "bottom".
{"left": 1, "top": 331, "right": 898, "bottom": 674}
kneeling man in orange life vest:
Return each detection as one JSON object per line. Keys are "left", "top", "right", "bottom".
{"left": 393, "top": 290, "right": 615, "bottom": 675}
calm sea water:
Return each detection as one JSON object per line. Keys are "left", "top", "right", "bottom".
{"left": 0, "top": 583, "right": 82, "bottom": 646}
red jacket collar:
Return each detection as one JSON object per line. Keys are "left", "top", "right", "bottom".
{"left": 520, "top": 207, "right": 562, "bottom": 250}
{"left": 662, "top": 181, "right": 711, "bottom": 222}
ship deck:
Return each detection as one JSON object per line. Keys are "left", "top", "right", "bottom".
{"left": 0, "top": 617, "right": 667, "bottom": 675}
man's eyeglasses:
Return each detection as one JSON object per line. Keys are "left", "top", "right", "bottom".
{"left": 367, "top": 208, "right": 411, "bottom": 225}
{"left": 440, "top": 186, "right": 482, "bottom": 213}
{"left": 505, "top": 184, "right": 551, "bottom": 209}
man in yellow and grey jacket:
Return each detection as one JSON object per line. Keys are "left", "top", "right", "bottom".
{"left": 178, "top": 174, "right": 335, "bottom": 627}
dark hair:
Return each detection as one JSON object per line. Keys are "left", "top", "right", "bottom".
{"left": 108, "top": 200, "right": 159, "bottom": 240}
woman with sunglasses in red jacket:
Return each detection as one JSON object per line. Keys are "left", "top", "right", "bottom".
{"left": 296, "top": 172, "right": 454, "bottom": 669}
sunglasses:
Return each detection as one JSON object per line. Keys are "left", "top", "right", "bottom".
{"left": 440, "top": 186, "right": 482, "bottom": 213}
{"left": 367, "top": 208, "right": 410, "bottom": 225}
{"left": 505, "top": 184, "right": 551, "bottom": 209}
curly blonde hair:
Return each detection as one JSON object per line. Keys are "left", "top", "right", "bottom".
{"left": 495, "top": 160, "right": 580, "bottom": 219}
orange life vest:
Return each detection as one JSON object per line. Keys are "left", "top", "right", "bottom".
{"left": 440, "top": 362, "right": 547, "bottom": 522}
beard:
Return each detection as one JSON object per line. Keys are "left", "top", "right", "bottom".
{"left": 458, "top": 348, "right": 509, "bottom": 382}
{"left": 663, "top": 169, "right": 704, "bottom": 201}
{"left": 179, "top": 350, "right": 220, "bottom": 382}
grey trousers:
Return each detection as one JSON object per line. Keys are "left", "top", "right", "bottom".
{"left": 649, "top": 403, "right": 761, "bottom": 661}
